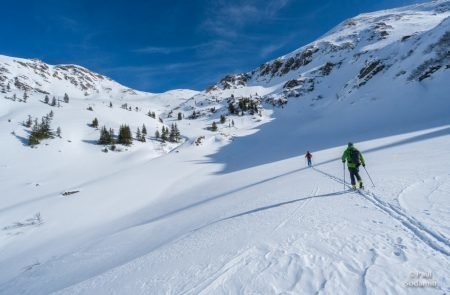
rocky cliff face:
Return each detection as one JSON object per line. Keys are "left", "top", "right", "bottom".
{"left": 207, "top": 0, "right": 450, "bottom": 103}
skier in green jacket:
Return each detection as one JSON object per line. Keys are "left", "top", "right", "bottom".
{"left": 341, "top": 143, "right": 365, "bottom": 189}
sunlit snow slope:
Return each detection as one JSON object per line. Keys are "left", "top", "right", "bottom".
{"left": 0, "top": 0, "right": 449, "bottom": 294}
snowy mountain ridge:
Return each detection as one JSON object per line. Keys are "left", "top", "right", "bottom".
{"left": 0, "top": 54, "right": 142, "bottom": 99}
{"left": 208, "top": 0, "right": 450, "bottom": 99}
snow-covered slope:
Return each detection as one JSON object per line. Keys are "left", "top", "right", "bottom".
{"left": 0, "top": 54, "right": 144, "bottom": 99}
{"left": 0, "top": 1, "right": 449, "bottom": 294}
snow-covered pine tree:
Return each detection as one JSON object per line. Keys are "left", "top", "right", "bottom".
{"left": 109, "top": 128, "right": 115, "bottom": 144}
{"left": 211, "top": 121, "right": 218, "bottom": 131}
{"left": 98, "top": 126, "right": 111, "bottom": 145}
{"left": 174, "top": 123, "right": 181, "bottom": 142}
{"left": 118, "top": 125, "right": 132, "bottom": 145}
{"left": 63, "top": 93, "right": 69, "bottom": 103}
{"left": 228, "top": 102, "right": 236, "bottom": 115}
{"left": 136, "top": 127, "right": 141, "bottom": 141}
{"left": 91, "top": 118, "right": 99, "bottom": 128}
{"left": 169, "top": 124, "right": 175, "bottom": 142}
{"left": 25, "top": 115, "right": 32, "bottom": 128}
{"left": 161, "top": 126, "right": 168, "bottom": 141}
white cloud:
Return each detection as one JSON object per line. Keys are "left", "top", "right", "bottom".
{"left": 133, "top": 40, "right": 231, "bottom": 56}
{"left": 201, "top": 0, "right": 292, "bottom": 37}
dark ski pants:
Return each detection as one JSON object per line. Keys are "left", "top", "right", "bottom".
{"left": 307, "top": 159, "right": 312, "bottom": 167}
{"left": 348, "top": 167, "right": 362, "bottom": 185}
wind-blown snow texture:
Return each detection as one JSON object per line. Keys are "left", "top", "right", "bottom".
{"left": 0, "top": 1, "right": 449, "bottom": 294}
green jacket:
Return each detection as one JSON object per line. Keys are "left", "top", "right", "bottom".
{"left": 341, "top": 147, "right": 365, "bottom": 168}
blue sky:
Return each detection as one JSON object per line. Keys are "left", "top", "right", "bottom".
{"left": 1, "top": 0, "right": 426, "bottom": 92}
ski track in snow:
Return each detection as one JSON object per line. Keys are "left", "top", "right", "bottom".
{"left": 272, "top": 186, "right": 319, "bottom": 232}
{"left": 313, "top": 167, "right": 450, "bottom": 257}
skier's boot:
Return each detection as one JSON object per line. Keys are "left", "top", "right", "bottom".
{"left": 358, "top": 180, "right": 364, "bottom": 189}
{"left": 352, "top": 184, "right": 357, "bottom": 190}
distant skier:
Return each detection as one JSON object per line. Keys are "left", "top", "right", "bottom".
{"left": 305, "top": 151, "right": 313, "bottom": 167}
{"left": 341, "top": 143, "right": 365, "bottom": 189}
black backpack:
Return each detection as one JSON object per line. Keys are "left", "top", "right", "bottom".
{"left": 349, "top": 148, "right": 360, "bottom": 165}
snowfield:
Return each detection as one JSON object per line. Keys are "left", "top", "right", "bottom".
{"left": 1, "top": 0, "right": 450, "bottom": 294}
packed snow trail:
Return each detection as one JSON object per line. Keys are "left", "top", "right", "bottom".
{"left": 313, "top": 167, "right": 450, "bottom": 257}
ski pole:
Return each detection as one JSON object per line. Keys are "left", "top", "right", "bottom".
{"left": 363, "top": 166, "right": 375, "bottom": 187}
{"left": 343, "top": 162, "right": 346, "bottom": 190}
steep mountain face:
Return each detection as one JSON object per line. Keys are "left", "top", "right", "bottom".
{"left": 0, "top": 55, "right": 140, "bottom": 99}
{"left": 207, "top": 0, "right": 450, "bottom": 104}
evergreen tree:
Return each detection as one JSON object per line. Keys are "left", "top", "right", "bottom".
{"left": 232, "top": 120, "right": 235, "bottom": 127}
{"left": 228, "top": 102, "right": 236, "bottom": 114}
{"left": 142, "top": 124, "right": 147, "bottom": 136}
{"left": 25, "top": 115, "right": 32, "bottom": 128}
{"left": 28, "top": 114, "right": 55, "bottom": 145}
{"left": 49, "top": 110, "right": 54, "bottom": 118}
{"left": 23, "top": 92, "right": 28, "bottom": 102}
{"left": 220, "top": 115, "right": 226, "bottom": 124}
{"left": 28, "top": 133, "right": 40, "bottom": 146}
{"left": 109, "top": 101, "right": 113, "bottom": 108}
{"left": 109, "top": 128, "right": 115, "bottom": 144}
{"left": 169, "top": 124, "right": 176, "bottom": 142}
{"left": 136, "top": 127, "right": 141, "bottom": 141}
{"left": 39, "top": 116, "right": 53, "bottom": 138}
{"left": 56, "top": 127, "right": 62, "bottom": 137}
{"left": 91, "top": 118, "right": 99, "bottom": 128}
{"left": 63, "top": 93, "right": 69, "bottom": 103}
{"left": 118, "top": 125, "right": 132, "bottom": 145}
{"left": 161, "top": 126, "right": 168, "bottom": 141}
{"left": 211, "top": 121, "right": 218, "bottom": 132}
{"left": 98, "top": 126, "right": 111, "bottom": 145}
{"left": 12, "top": 94, "right": 17, "bottom": 101}
{"left": 174, "top": 123, "right": 181, "bottom": 142}
{"left": 6, "top": 83, "right": 10, "bottom": 92}
{"left": 44, "top": 95, "right": 49, "bottom": 104}
{"left": 155, "top": 129, "right": 160, "bottom": 139}
{"left": 51, "top": 96, "right": 56, "bottom": 106}
{"left": 178, "top": 112, "right": 182, "bottom": 120}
